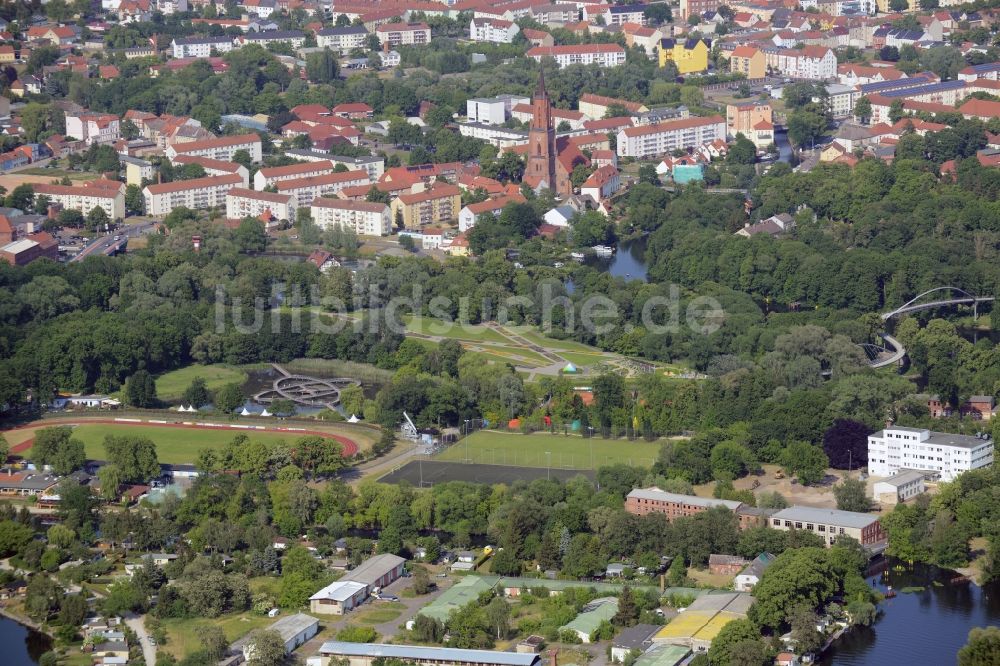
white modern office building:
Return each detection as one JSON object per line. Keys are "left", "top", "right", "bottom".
{"left": 868, "top": 426, "right": 994, "bottom": 482}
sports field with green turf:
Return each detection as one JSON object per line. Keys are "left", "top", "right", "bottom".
{"left": 434, "top": 430, "right": 661, "bottom": 469}
{"left": 154, "top": 364, "right": 249, "bottom": 401}
{"left": 13, "top": 421, "right": 369, "bottom": 465}
{"left": 57, "top": 424, "right": 299, "bottom": 464}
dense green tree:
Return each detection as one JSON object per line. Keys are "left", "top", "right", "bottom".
{"left": 833, "top": 477, "right": 870, "bottom": 512}
{"left": 958, "top": 626, "right": 1000, "bottom": 666}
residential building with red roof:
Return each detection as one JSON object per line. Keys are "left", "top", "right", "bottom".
{"left": 165, "top": 133, "right": 262, "bottom": 163}
{"left": 253, "top": 160, "right": 335, "bottom": 190}
{"left": 470, "top": 16, "right": 520, "bottom": 43}
{"left": 526, "top": 43, "right": 626, "bottom": 69}
{"left": 729, "top": 45, "right": 766, "bottom": 79}
{"left": 331, "top": 103, "right": 374, "bottom": 120}
{"left": 34, "top": 179, "right": 126, "bottom": 220}
{"left": 375, "top": 22, "right": 430, "bottom": 47}
{"left": 226, "top": 187, "right": 296, "bottom": 222}
{"left": 173, "top": 155, "right": 250, "bottom": 186}
{"left": 65, "top": 112, "right": 120, "bottom": 146}
{"left": 275, "top": 170, "right": 371, "bottom": 208}
{"left": 578, "top": 93, "right": 648, "bottom": 120}
{"left": 390, "top": 183, "right": 462, "bottom": 229}
{"left": 143, "top": 174, "right": 243, "bottom": 216}
{"left": 458, "top": 193, "right": 526, "bottom": 231}
{"left": 617, "top": 115, "right": 727, "bottom": 159}
{"left": 959, "top": 98, "right": 1000, "bottom": 121}
{"left": 580, "top": 164, "right": 621, "bottom": 205}
{"left": 310, "top": 197, "right": 392, "bottom": 236}
{"left": 522, "top": 28, "right": 553, "bottom": 47}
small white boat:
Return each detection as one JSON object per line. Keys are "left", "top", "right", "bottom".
{"left": 592, "top": 245, "right": 615, "bottom": 256}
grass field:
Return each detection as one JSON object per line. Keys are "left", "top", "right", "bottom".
{"left": 434, "top": 430, "right": 661, "bottom": 469}
{"left": 509, "top": 327, "right": 599, "bottom": 353}
{"left": 17, "top": 167, "right": 100, "bottom": 180}
{"left": 155, "top": 364, "right": 249, "bottom": 401}
{"left": 54, "top": 423, "right": 300, "bottom": 463}
{"left": 352, "top": 602, "right": 405, "bottom": 624}
{"left": 403, "top": 315, "right": 509, "bottom": 343}
{"left": 160, "top": 613, "right": 276, "bottom": 658}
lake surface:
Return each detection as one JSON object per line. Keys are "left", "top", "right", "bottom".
{"left": 822, "top": 558, "right": 1000, "bottom": 665}
{"left": 0, "top": 616, "right": 53, "bottom": 666}
{"left": 584, "top": 236, "right": 648, "bottom": 282}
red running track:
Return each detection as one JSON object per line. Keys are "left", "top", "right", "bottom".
{"left": 3, "top": 419, "right": 359, "bottom": 457}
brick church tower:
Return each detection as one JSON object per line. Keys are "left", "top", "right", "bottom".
{"left": 524, "top": 69, "right": 557, "bottom": 193}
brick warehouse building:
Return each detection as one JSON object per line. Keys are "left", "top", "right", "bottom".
{"left": 625, "top": 487, "right": 764, "bottom": 529}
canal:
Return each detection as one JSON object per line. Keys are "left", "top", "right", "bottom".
{"left": 0, "top": 615, "right": 53, "bottom": 666}
{"left": 823, "top": 558, "right": 1000, "bottom": 665}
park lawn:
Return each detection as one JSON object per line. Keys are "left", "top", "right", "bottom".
{"left": 403, "top": 315, "right": 509, "bottom": 344}
{"left": 470, "top": 348, "right": 550, "bottom": 368}
{"left": 557, "top": 351, "right": 609, "bottom": 368}
{"left": 248, "top": 575, "right": 282, "bottom": 597}
{"left": 44, "top": 423, "right": 297, "bottom": 464}
{"left": 160, "top": 613, "right": 275, "bottom": 659}
{"left": 508, "top": 327, "right": 602, "bottom": 353}
{"left": 435, "top": 430, "right": 661, "bottom": 470}
{"left": 155, "top": 364, "right": 249, "bottom": 401}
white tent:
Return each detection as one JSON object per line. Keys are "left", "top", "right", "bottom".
{"left": 240, "top": 407, "right": 252, "bottom": 416}
{"left": 260, "top": 409, "right": 272, "bottom": 417}
{"left": 176, "top": 405, "right": 186, "bottom": 412}
{"left": 187, "top": 405, "right": 198, "bottom": 412}
{"left": 347, "top": 414, "right": 360, "bottom": 423}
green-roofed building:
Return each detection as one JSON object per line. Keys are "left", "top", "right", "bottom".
{"left": 419, "top": 576, "right": 495, "bottom": 623}
{"left": 560, "top": 599, "right": 619, "bottom": 643}
{"left": 632, "top": 645, "right": 690, "bottom": 666}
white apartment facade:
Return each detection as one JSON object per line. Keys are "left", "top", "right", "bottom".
{"left": 467, "top": 98, "right": 508, "bottom": 125}
{"left": 617, "top": 115, "right": 726, "bottom": 159}
{"left": 65, "top": 113, "right": 121, "bottom": 145}
{"left": 457, "top": 122, "right": 528, "bottom": 148}
{"left": 868, "top": 426, "right": 994, "bottom": 482}
{"left": 226, "top": 188, "right": 296, "bottom": 222}
{"left": 526, "top": 44, "right": 627, "bottom": 69}
{"left": 172, "top": 155, "right": 250, "bottom": 187}
{"left": 276, "top": 170, "right": 371, "bottom": 208}
{"left": 765, "top": 46, "right": 837, "bottom": 81}
{"left": 171, "top": 36, "right": 234, "bottom": 58}
{"left": 33, "top": 182, "right": 126, "bottom": 221}
{"left": 283, "top": 150, "right": 385, "bottom": 180}
{"left": 310, "top": 197, "right": 391, "bottom": 236}
{"left": 375, "top": 22, "right": 431, "bottom": 47}
{"left": 238, "top": 30, "right": 306, "bottom": 49}
{"left": 166, "top": 134, "right": 263, "bottom": 163}
{"left": 143, "top": 174, "right": 243, "bottom": 216}
{"left": 253, "top": 160, "right": 335, "bottom": 190}
{"left": 469, "top": 17, "right": 520, "bottom": 43}
{"left": 316, "top": 26, "right": 369, "bottom": 54}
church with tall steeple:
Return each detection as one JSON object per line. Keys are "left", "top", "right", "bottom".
{"left": 521, "top": 69, "right": 582, "bottom": 198}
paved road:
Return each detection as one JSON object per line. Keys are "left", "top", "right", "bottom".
{"left": 71, "top": 221, "right": 157, "bottom": 262}
{"left": 125, "top": 612, "right": 157, "bottom": 666}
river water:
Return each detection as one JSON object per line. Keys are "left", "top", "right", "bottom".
{"left": 0, "top": 616, "right": 52, "bottom": 665}
{"left": 584, "top": 236, "right": 648, "bottom": 282}
{"left": 822, "top": 558, "right": 1000, "bottom": 665}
